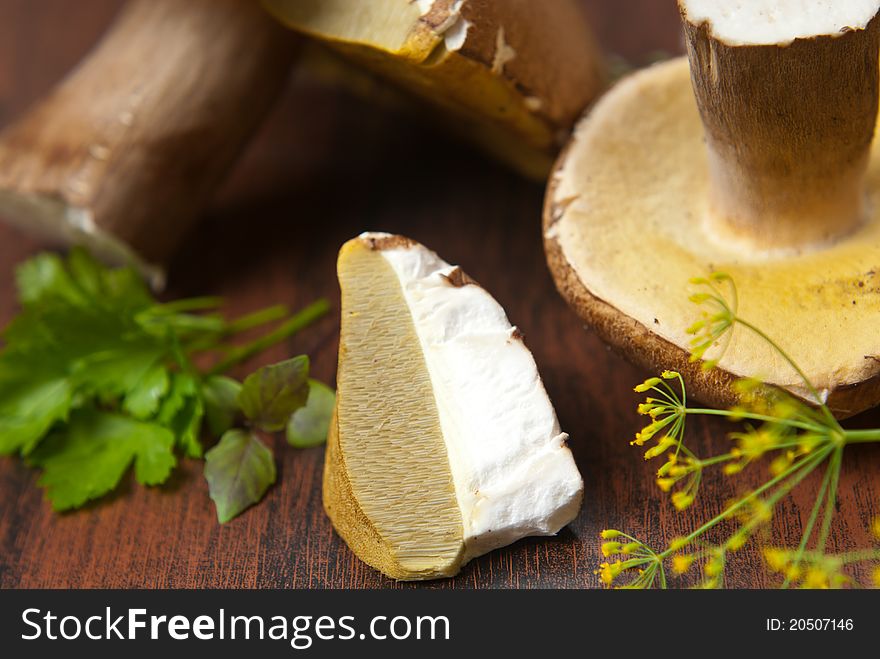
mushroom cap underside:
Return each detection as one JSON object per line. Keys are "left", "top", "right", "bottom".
{"left": 545, "top": 57, "right": 880, "bottom": 418}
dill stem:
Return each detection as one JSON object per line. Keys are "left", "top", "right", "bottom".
{"left": 815, "top": 447, "right": 842, "bottom": 553}
{"left": 842, "top": 429, "right": 880, "bottom": 443}
{"left": 733, "top": 317, "right": 839, "bottom": 428}
{"left": 781, "top": 455, "right": 836, "bottom": 589}
{"left": 725, "top": 449, "right": 826, "bottom": 550}
{"left": 684, "top": 407, "right": 826, "bottom": 433}
{"left": 697, "top": 442, "right": 819, "bottom": 470}
{"left": 659, "top": 448, "right": 831, "bottom": 559}
{"left": 697, "top": 453, "right": 737, "bottom": 467}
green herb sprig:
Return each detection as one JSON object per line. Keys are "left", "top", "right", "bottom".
{"left": 0, "top": 248, "right": 333, "bottom": 522}
{"left": 600, "top": 273, "right": 880, "bottom": 589}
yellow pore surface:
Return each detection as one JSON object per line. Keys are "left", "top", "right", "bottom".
{"left": 551, "top": 57, "right": 880, "bottom": 405}
{"left": 329, "top": 239, "right": 464, "bottom": 579}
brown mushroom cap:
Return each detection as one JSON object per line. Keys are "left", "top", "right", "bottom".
{"left": 263, "top": 0, "right": 605, "bottom": 179}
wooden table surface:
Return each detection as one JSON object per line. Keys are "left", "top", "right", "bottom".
{"left": 0, "top": 1, "right": 877, "bottom": 589}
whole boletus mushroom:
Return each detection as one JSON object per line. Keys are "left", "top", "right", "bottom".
{"left": 545, "top": 0, "right": 880, "bottom": 418}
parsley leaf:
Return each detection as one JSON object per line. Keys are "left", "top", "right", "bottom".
{"left": 0, "top": 352, "right": 72, "bottom": 455}
{"left": 204, "top": 429, "right": 276, "bottom": 523}
{"left": 124, "top": 362, "right": 171, "bottom": 420}
{"left": 15, "top": 252, "right": 86, "bottom": 306}
{"left": 0, "top": 248, "right": 329, "bottom": 521}
{"left": 158, "top": 372, "right": 205, "bottom": 459}
{"left": 28, "top": 407, "right": 176, "bottom": 511}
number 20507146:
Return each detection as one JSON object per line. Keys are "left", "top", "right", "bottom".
{"left": 766, "top": 619, "right": 854, "bottom": 631}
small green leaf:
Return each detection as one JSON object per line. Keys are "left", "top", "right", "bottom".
{"left": 204, "top": 429, "right": 276, "bottom": 523}
{"left": 238, "top": 356, "right": 310, "bottom": 432}
{"left": 202, "top": 375, "right": 242, "bottom": 436}
{"left": 287, "top": 380, "right": 335, "bottom": 448}
{"left": 123, "top": 362, "right": 170, "bottom": 419}
{"left": 0, "top": 356, "right": 72, "bottom": 455}
{"left": 28, "top": 407, "right": 176, "bottom": 511}
{"left": 77, "top": 341, "right": 165, "bottom": 401}
{"left": 67, "top": 247, "right": 106, "bottom": 298}
{"left": 158, "top": 373, "right": 204, "bottom": 458}
{"left": 15, "top": 252, "right": 83, "bottom": 306}
{"left": 173, "top": 394, "right": 205, "bottom": 459}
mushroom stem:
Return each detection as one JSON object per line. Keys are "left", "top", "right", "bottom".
{"left": 0, "top": 0, "right": 295, "bottom": 287}
{"left": 680, "top": 1, "right": 880, "bottom": 250}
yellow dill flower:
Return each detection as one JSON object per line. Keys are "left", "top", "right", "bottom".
{"left": 796, "top": 439, "right": 817, "bottom": 454}
{"left": 672, "top": 554, "right": 695, "bottom": 575}
{"left": 763, "top": 548, "right": 789, "bottom": 573}
{"left": 872, "top": 517, "right": 880, "bottom": 540}
{"left": 632, "top": 421, "right": 664, "bottom": 446}
{"left": 727, "top": 532, "right": 747, "bottom": 552}
{"left": 770, "top": 454, "right": 792, "bottom": 476}
{"left": 785, "top": 564, "right": 802, "bottom": 582}
{"left": 656, "top": 478, "right": 675, "bottom": 492}
{"left": 704, "top": 557, "right": 723, "bottom": 578}
{"left": 637, "top": 403, "right": 655, "bottom": 416}
{"left": 750, "top": 499, "right": 773, "bottom": 524}
{"left": 831, "top": 573, "right": 850, "bottom": 588}
{"left": 872, "top": 566, "right": 880, "bottom": 588}
{"left": 699, "top": 577, "right": 720, "bottom": 589}
{"left": 599, "top": 560, "right": 623, "bottom": 587}
{"left": 770, "top": 397, "right": 802, "bottom": 421}
{"left": 699, "top": 358, "right": 718, "bottom": 372}
{"left": 672, "top": 491, "right": 695, "bottom": 511}
{"left": 804, "top": 568, "right": 829, "bottom": 589}
{"left": 644, "top": 436, "right": 677, "bottom": 460}
{"left": 688, "top": 292, "right": 712, "bottom": 305}
{"left": 634, "top": 378, "right": 662, "bottom": 393}
{"left": 732, "top": 378, "right": 760, "bottom": 395}
{"left": 600, "top": 529, "right": 621, "bottom": 540}
{"left": 601, "top": 542, "right": 622, "bottom": 558}
{"left": 686, "top": 319, "right": 707, "bottom": 335}
{"left": 723, "top": 462, "right": 744, "bottom": 476}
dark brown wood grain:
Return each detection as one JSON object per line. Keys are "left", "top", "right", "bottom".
{"left": 0, "top": 0, "right": 877, "bottom": 589}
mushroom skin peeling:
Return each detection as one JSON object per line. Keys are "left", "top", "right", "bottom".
{"left": 325, "top": 233, "right": 583, "bottom": 580}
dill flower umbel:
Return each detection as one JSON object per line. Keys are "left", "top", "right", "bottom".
{"left": 686, "top": 273, "right": 736, "bottom": 369}
{"left": 595, "top": 532, "right": 667, "bottom": 589}
{"left": 671, "top": 554, "right": 695, "bottom": 575}
{"left": 602, "top": 272, "right": 880, "bottom": 589}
